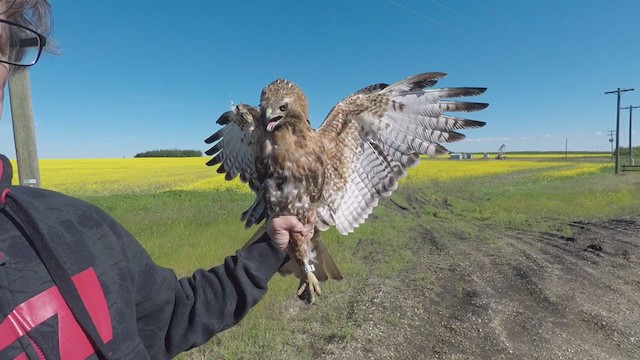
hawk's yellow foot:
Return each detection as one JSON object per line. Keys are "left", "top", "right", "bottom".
{"left": 297, "top": 270, "right": 322, "bottom": 304}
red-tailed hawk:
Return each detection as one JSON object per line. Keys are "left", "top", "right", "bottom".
{"left": 205, "top": 72, "right": 487, "bottom": 303}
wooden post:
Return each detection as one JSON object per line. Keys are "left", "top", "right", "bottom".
{"left": 605, "top": 87, "right": 635, "bottom": 174}
{"left": 621, "top": 105, "right": 640, "bottom": 165}
{"left": 9, "top": 69, "right": 40, "bottom": 187}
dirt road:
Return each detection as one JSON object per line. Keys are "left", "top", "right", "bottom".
{"left": 318, "top": 218, "right": 640, "bottom": 359}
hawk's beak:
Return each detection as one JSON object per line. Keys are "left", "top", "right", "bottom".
{"left": 265, "top": 107, "right": 284, "bottom": 132}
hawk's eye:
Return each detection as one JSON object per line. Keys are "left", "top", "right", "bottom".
{"left": 279, "top": 103, "right": 288, "bottom": 112}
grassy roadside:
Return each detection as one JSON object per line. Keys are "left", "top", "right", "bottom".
{"left": 79, "top": 161, "right": 638, "bottom": 359}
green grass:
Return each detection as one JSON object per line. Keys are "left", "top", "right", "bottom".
{"left": 85, "top": 190, "right": 256, "bottom": 273}
{"left": 435, "top": 167, "right": 639, "bottom": 231}
{"left": 77, "top": 160, "right": 639, "bottom": 359}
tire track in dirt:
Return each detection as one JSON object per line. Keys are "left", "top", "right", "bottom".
{"left": 319, "top": 218, "right": 640, "bottom": 359}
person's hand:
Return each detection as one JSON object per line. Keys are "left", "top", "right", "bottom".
{"left": 266, "top": 216, "right": 310, "bottom": 255}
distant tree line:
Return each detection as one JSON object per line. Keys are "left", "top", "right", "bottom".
{"left": 618, "top": 146, "right": 640, "bottom": 157}
{"left": 134, "top": 149, "right": 203, "bottom": 158}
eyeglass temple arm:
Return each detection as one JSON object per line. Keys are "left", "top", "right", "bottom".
{"left": 12, "top": 35, "right": 46, "bottom": 49}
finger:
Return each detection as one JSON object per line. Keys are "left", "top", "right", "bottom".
{"left": 298, "top": 225, "right": 308, "bottom": 235}
{"left": 284, "top": 216, "right": 305, "bottom": 233}
{"left": 304, "top": 222, "right": 314, "bottom": 233}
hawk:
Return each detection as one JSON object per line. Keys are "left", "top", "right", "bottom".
{"left": 205, "top": 72, "right": 487, "bottom": 303}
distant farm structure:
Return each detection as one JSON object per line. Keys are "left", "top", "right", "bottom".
{"left": 496, "top": 144, "right": 507, "bottom": 160}
{"left": 449, "top": 153, "right": 473, "bottom": 160}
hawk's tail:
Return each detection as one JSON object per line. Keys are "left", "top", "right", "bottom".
{"left": 243, "top": 225, "right": 343, "bottom": 282}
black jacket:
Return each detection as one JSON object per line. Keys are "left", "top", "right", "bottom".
{"left": 0, "top": 154, "right": 287, "bottom": 359}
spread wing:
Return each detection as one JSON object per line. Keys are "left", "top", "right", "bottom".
{"left": 204, "top": 104, "right": 268, "bottom": 227}
{"left": 315, "top": 72, "right": 487, "bottom": 234}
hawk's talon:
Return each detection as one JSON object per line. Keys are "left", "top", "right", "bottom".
{"left": 297, "top": 271, "right": 321, "bottom": 304}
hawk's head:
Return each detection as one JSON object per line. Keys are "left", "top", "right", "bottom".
{"left": 260, "top": 78, "right": 309, "bottom": 132}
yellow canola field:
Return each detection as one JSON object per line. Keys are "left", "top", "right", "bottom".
{"left": 537, "top": 162, "right": 611, "bottom": 180}
{"left": 404, "top": 159, "right": 565, "bottom": 183}
{"left": 8, "top": 157, "right": 611, "bottom": 197}
{"left": 30, "top": 157, "right": 248, "bottom": 196}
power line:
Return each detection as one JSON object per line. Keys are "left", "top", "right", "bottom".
{"left": 466, "top": 0, "right": 509, "bottom": 23}
{"left": 605, "top": 88, "right": 635, "bottom": 174}
{"left": 386, "top": 0, "right": 492, "bottom": 48}
{"left": 428, "top": 0, "right": 525, "bottom": 53}
{"left": 428, "top": 0, "right": 495, "bottom": 34}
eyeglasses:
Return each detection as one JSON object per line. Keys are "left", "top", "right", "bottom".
{"left": 0, "top": 19, "right": 47, "bottom": 66}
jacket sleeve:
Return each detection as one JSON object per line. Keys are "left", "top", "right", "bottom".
{"left": 101, "top": 212, "right": 288, "bottom": 359}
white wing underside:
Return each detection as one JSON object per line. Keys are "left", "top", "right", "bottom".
{"left": 315, "top": 73, "right": 487, "bottom": 235}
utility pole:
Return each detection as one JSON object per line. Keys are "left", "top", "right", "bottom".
{"left": 9, "top": 69, "right": 40, "bottom": 187}
{"left": 565, "top": 138, "right": 568, "bottom": 159}
{"left": 607, "top": 130, "right": 615, "bottom": 162}
{"left": 605, "top": 87, "right": 635, "bottom": 174}
{"left": 621, "top": 105, "right": 639, "bottom": 165}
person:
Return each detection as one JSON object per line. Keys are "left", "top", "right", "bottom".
{"left": 0, "top": 1, "right": 306, "bottom": 359}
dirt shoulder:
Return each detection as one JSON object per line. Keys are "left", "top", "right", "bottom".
{"left": 318, "top": 218, "right": 640, "bottom": 359}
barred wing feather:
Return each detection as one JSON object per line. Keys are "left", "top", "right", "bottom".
{"left": 204, "top": 104, "right": 268, "bottom": 227}
{"left": 316, "top": 72, "right": 487, "bottom": 234}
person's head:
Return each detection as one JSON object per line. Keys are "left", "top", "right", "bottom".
{"left": 0, "top": 0, "right": 52, "bottom": 117}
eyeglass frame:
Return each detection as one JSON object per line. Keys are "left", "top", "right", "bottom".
{"left": 0, "top": 18, "right": 47, "bottom": 66}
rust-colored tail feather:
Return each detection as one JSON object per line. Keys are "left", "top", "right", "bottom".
{"left": 243, "top": 225, "right": 342, "bottom": 282}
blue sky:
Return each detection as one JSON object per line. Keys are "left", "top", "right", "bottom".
{"left": 1, "top": 0, "right": 639, "bottom": 159}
